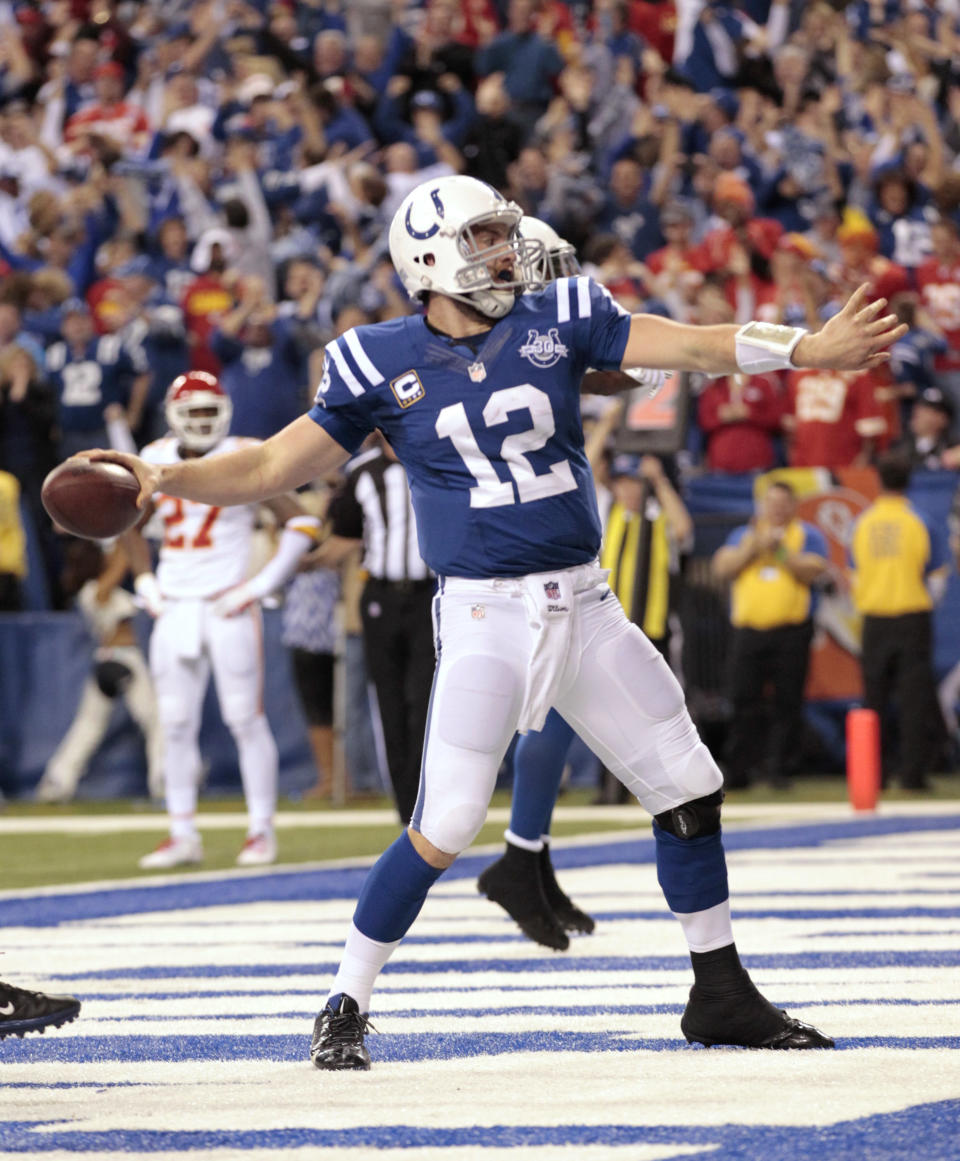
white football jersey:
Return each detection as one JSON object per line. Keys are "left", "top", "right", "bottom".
{"left": 141, "top": 436, "right": 260, "bottom": 599}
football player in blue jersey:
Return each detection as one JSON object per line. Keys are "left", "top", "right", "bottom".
{"left": 91, "top": 175, "right": 905, "bottom": 1070}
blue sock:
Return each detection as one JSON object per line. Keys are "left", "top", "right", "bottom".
{"left": 653, "top": 822, "right": 729, "bottom": 913}
{"left": 353, "top": 830, "right": 445, "bottom": 943}
{"left": 509, "top": 709, "right": 575, "bottom": 843}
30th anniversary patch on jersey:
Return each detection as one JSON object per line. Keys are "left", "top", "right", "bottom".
{"left": 519, "top": 328, "right": 569, "bottom": 368}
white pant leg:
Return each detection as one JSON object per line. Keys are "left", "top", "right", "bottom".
{"left": 555, "top": 587, "right": 723, "bottom": 818}
{"left": 150, "top": 607, "right": 209, "bottom": 823}
{"left": 206, "top": 603, "right": 277, "bottom": 831}
{"left": 41, "top": 676, "right": 114, "bottom": 794}
{"left": 414, "top": 585, "right": 530, "bottom": 855}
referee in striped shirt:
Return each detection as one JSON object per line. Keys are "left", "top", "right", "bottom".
{"left": 323, "top": 436, "right": 435, "bottom": 824}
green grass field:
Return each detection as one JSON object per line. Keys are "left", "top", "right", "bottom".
{"left": 1, "top": 778, "right": 958, "bottom": 891}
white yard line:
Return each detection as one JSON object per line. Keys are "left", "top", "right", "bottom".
{"left": 0, "top": 800, "right": 959, "bottom": 835}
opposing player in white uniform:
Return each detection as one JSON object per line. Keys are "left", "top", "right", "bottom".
{"left": 91, "top": 176, "right": 904, "bottom": 1067}
{"left": 124, "top": 372, "right": 321, "bottom": 869}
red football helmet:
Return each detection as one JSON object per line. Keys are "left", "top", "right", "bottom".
{"left": 164, "top": 371, "right": 232, "bottom": 452}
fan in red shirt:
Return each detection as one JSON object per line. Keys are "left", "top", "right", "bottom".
{"left": 644, "top": 201, "right": 702, "bottom": 320}
{"left": 784, "top": 367, "right": 887, "bottom": 469}
{"left": 698, "top": 372, "right": 783, "bottom": 473}
{"left": 691, "top": 174, "right": 782, "bottom": 323}
{"left": 64, "top": 61, "right": 150, "bottom": 157}
{"left": 180, "top": 239, "right": 235, "bottom": 375}
{"left": 821, "top": 211, "right": 911, "bottom": 449}
{"left": 829, "top": 209, "right": 911, "bottom": 309}
{"left": 629, "top": 0, "right": 677, "bottom": 63}
{"left": 915, "top": 218, "right": 960, "bottom": 378}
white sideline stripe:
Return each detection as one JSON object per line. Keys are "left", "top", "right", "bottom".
{"left": 343, "top": 328, "right": 384, "bottom": 385}
{"left": 1, "top": 801, "right": 958, "bottom": 836}
{"left": 325, "top": 340, "right": 365, "bottom": 397}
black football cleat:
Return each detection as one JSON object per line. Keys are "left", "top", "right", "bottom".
{"left": 310, "top": 994, "right": 374, "bottom": 1070}
{"left": 681, "top": 983, "right": 835, "bottom": 1049}
{"left": 539, "top": 845, "right": 595, "bottom": 934}
{"left": 0, "top": 980, "right": 81, "bottom": 1040}
{"left": 477, "top": 848, "right": 569, "bottom": 951}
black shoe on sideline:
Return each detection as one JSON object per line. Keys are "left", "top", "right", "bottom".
{"left": 539, "top": 845, "right": 595, "bottom": 934}
{"left": 681, "top": 982, "right": 834, "bottom": 1049}
{"left": 310, "top": 994, "right": 374, "bottom": 1070}
{"left": 0, "top": 980, "right": 81, "bottom": 1040}
{"left": 477, "top": 847, "right": 569, "bottom": 951}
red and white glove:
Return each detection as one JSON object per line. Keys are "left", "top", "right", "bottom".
{"left": 133, "top": 573, "right": 165, "bottom": 618}
{"left": 624, "top": 367, "right": 669, "bottom": 397}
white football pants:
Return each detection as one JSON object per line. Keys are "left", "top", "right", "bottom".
{"left": 149, "top": 599, "right": 277, "bottom": 830}
{"left": 413, "top": 565, "right": 722, "bottom": 854}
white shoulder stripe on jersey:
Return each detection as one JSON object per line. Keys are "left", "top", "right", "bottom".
{"left": 343, "top": 328, "right": 384, "bottom": 386}
{"left": 556, "top": 277, "right": 572, "bottom": 324}
{"left": 598, "top": 282, "right": 631, "bottom": 317}
{"left": 326, "top": 339, "right": 365, "bottom": 397}
{"left": 576, "top": 276, "right": 592, "bottom": 318}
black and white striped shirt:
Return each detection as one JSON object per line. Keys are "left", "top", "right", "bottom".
{"left": 327, "top": 448, "right": 431, "bottom": 582}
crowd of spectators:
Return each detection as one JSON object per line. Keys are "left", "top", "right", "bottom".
{"left": 0, "top": 0, "right": 959, "bottom": 614}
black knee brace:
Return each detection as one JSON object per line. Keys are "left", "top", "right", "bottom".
{"left": 654, "top": 789, "right": 724, "bottom": 839}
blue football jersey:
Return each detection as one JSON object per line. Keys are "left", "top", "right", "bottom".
{"left": 308, "top": 277, "right": 632, "bottom": 578}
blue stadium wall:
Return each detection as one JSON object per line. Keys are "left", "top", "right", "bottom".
{"left": 0, "top": 608, "right": 316, "bottom": 801}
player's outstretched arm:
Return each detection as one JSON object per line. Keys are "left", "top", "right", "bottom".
{"left": 86, "top": 415, "right": 352, "bottom": 510}
{"left": 621, "top": 285, "right": 907, "bottom": 376}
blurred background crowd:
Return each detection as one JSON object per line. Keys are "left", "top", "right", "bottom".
{"left": 1, "top": 0, "right": 960, "bottom": 805}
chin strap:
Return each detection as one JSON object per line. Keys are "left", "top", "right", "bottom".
{"left": 460, "top": 287, "right": 517, "bottom": 319}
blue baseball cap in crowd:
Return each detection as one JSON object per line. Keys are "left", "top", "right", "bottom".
{"left": 708, "top": 87, "right": 740, "bottom": 119}
{"left": 411, "top": 90, "right": 444, "bottom": 113}
{"left": 610, "top": 453, "right": 643, "bottom": 479}
{"left": 113, "top": 254, "right": 154, "bottom": 278}
{"left": 917, "top": 386, "right": 954, "bottom": 419}
{"left": 61, "top": 298, "right": 90, "bottom": 316}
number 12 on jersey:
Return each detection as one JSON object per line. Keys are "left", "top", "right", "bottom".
{"left": 435, "top": 384, "right": 576, "bottom": 509}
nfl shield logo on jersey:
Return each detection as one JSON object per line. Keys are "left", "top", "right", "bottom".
{"left": 544, "top": 581, "right": 561, "bottom": 600}
{"left": 468, "top": 362, "right": 486, "bottom": 382}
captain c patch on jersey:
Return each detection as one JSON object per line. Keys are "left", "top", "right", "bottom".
{"left": 391, "top": 370, "right": 426, "bottom": 408}
{"left": 519, "top": 327, "right": 569, "bottom": 369}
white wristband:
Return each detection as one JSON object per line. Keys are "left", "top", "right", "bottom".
{"left": 133, "top": 572, "right": 164, "bottom": 616}
{"left": 735, "top": 322, "right": 807, "bottom": 374}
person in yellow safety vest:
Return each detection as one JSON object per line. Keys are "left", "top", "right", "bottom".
{"left": 601, "top": 452, "right": 693, "bottom": 658}
{"left": 851, "top": 451, "right": 948, "bottom": 791}
{"left": 0, "top": 470, "right": 26, "bottom": 611}
{"left": 712, "top": 480, "right": 830, "bottom": 790}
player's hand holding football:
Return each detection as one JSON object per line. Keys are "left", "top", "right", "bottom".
{"left": 793, "top": 284, "right": 907, "bottom": 372}
{"left": 80, "top": 449, "right": 160, "bottom": 511}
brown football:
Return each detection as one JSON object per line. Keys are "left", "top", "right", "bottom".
{"left": 41, "top": 458, "right": 142, "bottom": 540}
